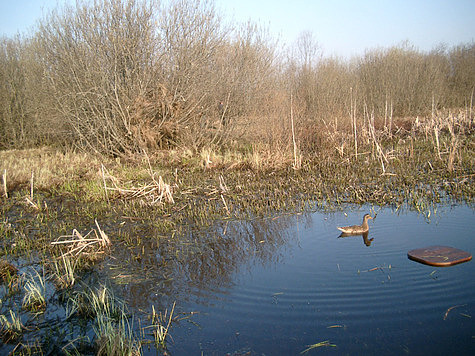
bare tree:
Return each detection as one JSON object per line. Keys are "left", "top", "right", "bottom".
{"left": 35, "top": 0, "right": 161, "bottom": 155}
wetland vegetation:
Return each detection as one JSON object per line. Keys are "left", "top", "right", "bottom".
{"left": 0, "top": 0, "right": 474, "bottom": 354}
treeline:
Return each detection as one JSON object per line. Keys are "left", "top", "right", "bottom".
{"left": 0, "top": 0, "right": 474, "bottom": 155}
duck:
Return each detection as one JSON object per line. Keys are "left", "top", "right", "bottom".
{"left": 337, "top": 214, "right": 373, "bottom": 234}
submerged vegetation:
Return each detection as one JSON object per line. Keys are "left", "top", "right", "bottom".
{"left": 0, "top": 0, "right": 474, "bottom": 354}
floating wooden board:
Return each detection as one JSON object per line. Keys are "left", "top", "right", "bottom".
{"left": 408, "top": 245, "right": 472, "bottom": 267}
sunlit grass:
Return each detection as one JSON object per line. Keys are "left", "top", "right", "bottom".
{"left": 65, "top": 285, "right": 141, "bottom": 355}
{"left": 51, "top": 254, "right": 77, "bottom": 289}
{"left": 145, "top": 302, "right": 176, "bottom": 351}
{"left": 0, "top": 309, "right": 24, "bottom": 343}
{"left": 67, "top": 285, "right": 125, "bottom": 321}
{"left": 94, "top": 313, "right": 141, "bottom": 356}
{"left": 0, "top": 146, "right": 105, "bottom": 194}
{"left": 22, "top": 269, "right": 47, "bottom": 312}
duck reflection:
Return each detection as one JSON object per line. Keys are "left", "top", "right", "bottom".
{"left": 338, "top": 231, "right": 374, "bottom": 246}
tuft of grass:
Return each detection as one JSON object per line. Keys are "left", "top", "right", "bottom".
{"left": 66, "top": 285, "right": 141, "bottom": 355}
{"left": 0, "top": 309, "right": 24, "bottom": 343}
{"left": 22, "top": 268, "right": 47, "bottom": 312}
{"left": 94, "top": 314, "right": 141, "bottom": 356}
{"left": 146, "top": 302, "right": 176, "bottom": 351}
{"left": 51, "top": 254, "right": 77, "bottom": 289}
{"left": 67, "top": 285, "right": 126, "bottom": 322}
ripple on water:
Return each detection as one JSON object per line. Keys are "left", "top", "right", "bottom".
{"left": 170, "top": 205, "right": 475, "bottom": 355}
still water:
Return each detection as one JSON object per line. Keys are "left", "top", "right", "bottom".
{"left": 157, "top": 205, "right": 475, "bottom": 355}
{"left": 110, "top": 205, "right": 474, "bottom": 355}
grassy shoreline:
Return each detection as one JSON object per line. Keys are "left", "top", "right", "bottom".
{"left": 1, "top": 122, "right": 474, "bottom": 245}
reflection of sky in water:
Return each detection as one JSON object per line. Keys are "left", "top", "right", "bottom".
{"left": 102, "top": 205, "right": 474, "bottom": 355}
{"left": 166, "top": 206, "right": 475, "bottom": 355}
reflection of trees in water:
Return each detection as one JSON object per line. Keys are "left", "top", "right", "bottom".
{"left": 107, "top": 215, "right": 300, "bottom": 310}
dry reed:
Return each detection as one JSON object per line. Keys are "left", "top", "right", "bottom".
{"left": 51, "top": 220, "right": 111, "bottom": 258}
{"left": 101, "top": 158, "right": 175, "bottom": 206}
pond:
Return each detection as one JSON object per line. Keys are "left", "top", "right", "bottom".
{"left": 2, "top": 204, "right": 473, "bottom": 355}
{"left": 125, "top": 205, "right": 473, "bottom": 355}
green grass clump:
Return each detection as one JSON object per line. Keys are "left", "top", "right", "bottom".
{"left": 94, "top": 314, "right": 141, "bottom": 356}
{"left": 0, "top": 309, "right": 24, "bottom": 343}
{"left": 147, "top": 302, "right": 176, "bottom": 351}
{"left": 22, "top": 269, "right": 47, "bottom": 312}
{"left": 67, "top": 285, "right": 141, "bottom": 355}
{"left": 51, "top": 254, "right": 77, "bottom": 289}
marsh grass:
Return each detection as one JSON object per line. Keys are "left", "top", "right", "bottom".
{"left": 51, "top": 254, "right": 77, "bottom": 289}
{"left": 0, "top": 147, "right": 104, "bottom": 196}
{"left": 1, "top": 112, "right": 472, "bottom": 223}
{"left": 102, "top": 162, "right": 175, "bottom": 206}
{"left": 67, "top": 285, "right": 126, "bottom": 321}
{"left": 146, "top": 302, "right": 176, "bottom": 350}
{"left": 94, "top": 314, "right": 141, "bottom": 356}
{"left": 0, "top": 309, "right": 24, "bottom": 343}
{"left": 22, "top": 268, "right": 47, "bottom": 312}
{"left": 65, "top": 285, "right": 141, "bottom": 355}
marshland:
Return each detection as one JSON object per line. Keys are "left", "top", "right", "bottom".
{"left": 0, "top": 0, "right": 474, "bottom": 354}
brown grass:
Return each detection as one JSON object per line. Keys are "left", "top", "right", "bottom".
{"left": 0, "top": 147, "right": 105, "bottom": 195}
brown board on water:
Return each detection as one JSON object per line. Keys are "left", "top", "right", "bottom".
{"left": 408, "top": 245, "right": 472, "bottom": 267}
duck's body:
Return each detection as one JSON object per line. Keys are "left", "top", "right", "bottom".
{"left": 337, "top": 214, "right": 373, "bottom": 234}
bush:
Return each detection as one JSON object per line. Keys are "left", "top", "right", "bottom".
{"left": 0, "top": 1, "right": 473, "bottom": 155}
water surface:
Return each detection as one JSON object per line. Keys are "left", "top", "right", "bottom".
{"left": 147, "top": 205, "right": 475, "bottom": 355}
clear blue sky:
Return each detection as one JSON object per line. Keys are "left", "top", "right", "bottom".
{"left": 1, "top": 0, "right": 474, "bottom": 58}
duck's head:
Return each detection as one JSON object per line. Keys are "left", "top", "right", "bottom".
{"left": 363, "top": 214, "right": 373, "bottom": 221}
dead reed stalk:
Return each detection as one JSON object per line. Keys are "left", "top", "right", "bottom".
{"left": 30, "top": 171, "right": 34, "bottom": 200}
{"left": 433, "top": 125, "right": 441, "bottom": 159}
{"left": 447, "top": 116, "right": 460, "bottom": 173}
{"left": 51, "top": 220, "right": 111, "bottom": 257}
{"left": 368, "top": 113, "right": 388, "bottom": 173}
{"left": 2, "top": 169, "right": 7, "bottom": 198}
{"left": 290, "top": 92, "right": 301, "bottom": 170}
{"left": 350, "top": 88, "right": 358, "bottom": 158}
{"left": 101, "top": 164, "right": 109, "bottom": 203}
{"left": 101, "top": 157, "right": 174, "bottom": 206}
